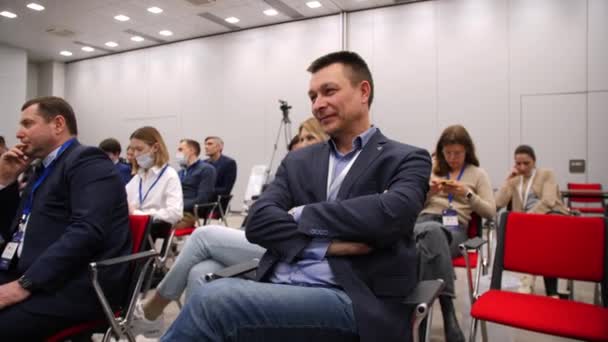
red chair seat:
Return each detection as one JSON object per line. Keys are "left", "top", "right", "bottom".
{"left": 452, "top": 251, "right": 478, "bottom": 268}
{"left": 471, "top": 290, "right": 608, "bottom": 342}
{"left": 572, "top": 207, "right": 605, "bottom": 214}
{"left": 46, "top": 319, "right": 106, "bottom": 342}
{"left": 174, "top": 227, "right": 196, "bottom": 237}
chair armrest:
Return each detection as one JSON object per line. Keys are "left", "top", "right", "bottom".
{"left": 205, "top": 259, "right": 260, "bottom": 281}
{"left": 403, "top": 279, "right": 445, "bottom": 307}
{"left": 91, "top": 250, "right": 158, "bottom": 268}
{"left": 461, "top": 237, "right": 487, "bottom": 250}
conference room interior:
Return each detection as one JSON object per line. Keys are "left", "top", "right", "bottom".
{"left": 1, "top": 0, "right": 606, "bottom": 341}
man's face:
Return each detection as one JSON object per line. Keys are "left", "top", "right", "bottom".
{"left": 308, "top": 63, "right": 368, "bottom": 137}
{"left": 178, "top": 141, "right": 193, "bottom": 159}
{"left": 205, "top": 139, "right": 221, "bottom": 157}
{"left": 16, "top": 104, "right": 60, "bottom": 158}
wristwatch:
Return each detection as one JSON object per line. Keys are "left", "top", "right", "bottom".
{"left": 465, "top": 190, "right": 474, "bottom": 201}
{"left": 17, "top": 275, "right": 35, "bottom": 291}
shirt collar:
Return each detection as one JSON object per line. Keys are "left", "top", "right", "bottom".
{"left": 42, "top": 145, "right": 62, "bottom": 168}
{"left": 139, "top": 163, "right": 167, "bottom": 176}
{"left": 328, "top": 126, "right": 377, "bottom": 157}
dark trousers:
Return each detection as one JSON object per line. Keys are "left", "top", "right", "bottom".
{"left": 0, "top": 272, "right": 81, "bottom": 340}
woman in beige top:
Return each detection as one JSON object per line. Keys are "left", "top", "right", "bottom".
{"left": 495, "top": 144, "right": 568, "bottom": 297}
{"left": 415, "top": 125, "right": 496, "bottom": 342}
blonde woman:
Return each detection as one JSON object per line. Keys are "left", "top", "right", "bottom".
{"left": 126, "top": 126, "right": 183, "bottom": 244}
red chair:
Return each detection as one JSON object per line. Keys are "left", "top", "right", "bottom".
{"left": 46, "top": 215, "right": 158, "bottom": 342}
{"left": 567, "top": 183, "right": 606, "bottom": 215}
{"left": 194, "top": 194, "right": 233, "bottom": 226}
{"left": 468, "top": 212, "right": 608, "bottom": 342}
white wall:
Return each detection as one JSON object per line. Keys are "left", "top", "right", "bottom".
{"left": 66, "top": 16, "right": 341, "bottom": 207}
{"left": 65, "top": 0, "right": 608, "bottom": 206}
{"left": 27, "top": 62, "right": 38, "bottom": 100}
{"left": 37, "top": 61, "right": 66, "bottom": 97}
{"left": 0, "top": 44, "right": 27, "bottom": 146}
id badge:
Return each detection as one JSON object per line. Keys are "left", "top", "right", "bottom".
{"left": 442, "top": 208, "right": 459, "bottom": 228}
{"left": 1, "top": 242, "right": 18, "bottom": 260}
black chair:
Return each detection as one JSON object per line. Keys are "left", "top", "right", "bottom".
{"left": 194, "top": 194, "right": 233, "bottom": 226}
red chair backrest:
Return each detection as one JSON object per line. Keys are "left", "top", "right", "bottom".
{"left": 467, "top": 212, "right": 482, "bottom": 239}
{"left": 567, "top": 183, "right": 604, "bottom": 204}
{"left": 129, "top": 215, "right": 152, "bottom": 253}
{"left": 502, "top": 212, "right": 605, "bottom": 282}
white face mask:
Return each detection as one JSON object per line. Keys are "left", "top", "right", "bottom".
{"left": 136, "top": 152, "right": 155, "bottom": 170}
{"left": 176, "top": 152, "right": 187, "bottom": 167}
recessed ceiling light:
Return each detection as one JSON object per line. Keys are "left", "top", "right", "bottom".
{"left": 81, "top": 46, "right": 95, "bottom": 52}
{"left": 263, "top": 8, "right": 278, "bottom": 16}
{"left": 159, "top": 30, "right": 173, "bottom": 36}
{"left": 60, "top": 50, "right": 73, "bottom": 56}
{"left": 26, "top": 3, "right": 45, "bottom": 11}
{"left": 131, "top": 36, "right": 144, "bottom": 42}
{"left": 306, "top": 1, "right": 322, "bottom": 9}
{"left": 225, "top": 16, "right": 239, "bottom": 24}
{"left": 147, "top": 6, "right": 163, "bottom": 14}
{"left": 114, "top": 14, "right": 130, "bottom": 22}
{"left": 0, "top": 11, "right": 17, "bottom": 18}
{"left": 105, "top": 41, "right": 118, "bottom": 47}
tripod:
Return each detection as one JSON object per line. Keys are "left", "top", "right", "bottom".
{"left": 266, "top": 100, "right": 293, "bottom": 184}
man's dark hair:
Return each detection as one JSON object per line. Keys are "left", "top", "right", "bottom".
{"left": 307, "top": 51, "right": 374, "bottom": 107}
{"left": 181, "top": 139, "right": 201, "bottom": 156}
{"left": 0, "top": 136, "right": 5, "bottom": 147}
{"left": 21, "top": 96, "right": 78, "bottom": 135}
{"left": 514, "top": 144, "right": 536, "bottom": 162}
{"left": 99, "top": 138, "right": 122, "bottom": 154}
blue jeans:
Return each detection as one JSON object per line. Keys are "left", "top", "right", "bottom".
{"left": 161, "top": 278, "right": 358, "bottom": 342}
{"left": 156, "top": 225, "right": 265, "bottom": 300}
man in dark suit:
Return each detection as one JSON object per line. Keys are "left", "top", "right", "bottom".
{"left": 99, "top": 137, "right": 133, "bottom": 185}
{"left": 204, "top": 136, "right": 237, "bottom": 197}
{"left": 175, "top": 138, "right": 217, "bottom": 228}
{"left": 0, "top": 96, "right": 132, "bottom": 339}
{"left": 162, "top": 51, "right": 431, "bottom": 342}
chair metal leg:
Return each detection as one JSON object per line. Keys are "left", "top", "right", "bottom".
{"left": 412, "top": 303, "right": 431, "bottom": 342}
{"left": 567, "top": 279, "right": 574, "bottom": 300}
{"left": 468, "top": 318, "right": 478, "bottom": 342}
{"left": 424, "top": 305, "right": 435, "bottom": 342}
{"left": 480, "top": 320, "right": 488, "bottom": 342}
{"left": 594, "top": 283, "right": 601, "bottom": 305}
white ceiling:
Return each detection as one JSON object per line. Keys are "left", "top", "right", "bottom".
{"left": 0, "top": 0, "right": 417, "bottom": 63}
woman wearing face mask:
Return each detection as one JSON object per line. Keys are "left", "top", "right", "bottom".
{"left": 126, "top": 126, "right": 183, "bottom": 247}
{"left": 415, "top": 125, "right": 496, "bottom": 342}
{"left": 131, "top": 118, "right": 327, "bottom": 338}
{"left": 495, "top": 144, "right": 569, "bottom": 297}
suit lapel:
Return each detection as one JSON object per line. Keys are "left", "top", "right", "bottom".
{"left": 336, "top": 130, "right": 387, "bottom": 200}
{"left": 312, "top": 142, "right": 330, "bottom": 201}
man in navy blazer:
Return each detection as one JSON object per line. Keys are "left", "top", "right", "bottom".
{"left": 162, "top": 51, "right": 431, "bottom": 342}
{"left": 0, "top": 96, "right": 132, "bottom": 339}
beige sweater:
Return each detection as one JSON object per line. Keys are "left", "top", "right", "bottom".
{"left": 495, "top": 167, "right": 569, "bottom": 215}
{"left": 421, "top": 165, "right": 496, "bottom": 225}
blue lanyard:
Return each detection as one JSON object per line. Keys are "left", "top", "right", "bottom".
{"left": 139, "top": 165, "right": 169, "bottom": 207}
{"left": 22, "top": 138, "right": 76, "bottom": 217}
{"left": 446, "top": 165, "right": 466, "bottom": 204}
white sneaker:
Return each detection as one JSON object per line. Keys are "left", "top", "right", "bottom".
{"left": 518, "top": 274, "right": 536, "bottom": 294}
{"left": 130, "top": 301, "right": 164, "bottom": 338}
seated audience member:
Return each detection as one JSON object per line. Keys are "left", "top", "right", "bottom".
{"left": 126, "top": 144, "right": 135, "bottom": 171}
{"left": 415, "top": 124, "right": 496, "bottom": 342}
{"left": 204, "top": 136, "right": 237, "bottom": 197}
{"left": 0, "top": 96, "right": 131, "bottom": 339}
{"left": 287, "top": 134, "right": 301, "bottom": 152}
{"left": 175, "top": 139, "right": 217, "bottom": 228}
{"left": 126, "top": 126, "right": 183, "bottom": 249}
{"left": 495, "top": 144, "right": 569, "bottom": 297}
{"left": 132, "top": 118, "right": 328, "bottom": 337}
{"left": 99, "top": 137, "right": 132, "bottom": 184}
{"left": 161, "top": 51, "right": 431, "bottom": 342}
{"left": 0, "top": 135, "right": 8, "bottom": 155}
